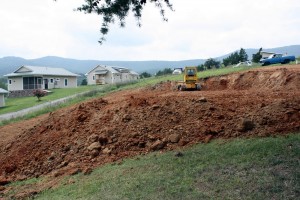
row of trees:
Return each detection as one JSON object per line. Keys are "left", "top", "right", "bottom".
{"left": 223, "top": 48, "right": 248, "bottom": 66}
{"left": 139, "top": 47, "right": 261, "bottom": 78}
{"left": 204, "top": 47, "right": 263, "bottom": 68}
{"left": 155, "top": 68, "right": 173, "bottom": 76}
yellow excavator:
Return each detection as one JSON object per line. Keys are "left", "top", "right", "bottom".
{"left": 176, "top": 66, "right": 201, "bottom": 91}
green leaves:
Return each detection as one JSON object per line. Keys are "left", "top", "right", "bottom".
{"left": 223, "top": 48, "right": 249, "bottom": 66}
{"left": 77, "top": 0, "right": 173, "bottom": 44}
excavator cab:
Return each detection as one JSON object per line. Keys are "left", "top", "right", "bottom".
{"left": 186, "top": 68, "right": 196, "bottom": 76}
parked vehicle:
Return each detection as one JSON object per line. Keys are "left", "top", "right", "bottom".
{"left": 260, "top": 54, "right": 295, "bottom": 66}
{"left": 172, "top": 68, "right": 183, "bottom": 75}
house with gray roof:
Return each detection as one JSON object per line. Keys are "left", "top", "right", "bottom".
{"left": 85, "top": 65, "right": 139, "bottom": 85}
{"left": 4, "top": 66, "right": 79, "bottom": 97}
{"left": 0, "top": 88, "right": 9, "bottom": 107}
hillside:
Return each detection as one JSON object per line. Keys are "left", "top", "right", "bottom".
{"left": 0, "top": 65, "right": 299, "bottom": 198}
{"left": 0, "top": 45, "right": 299, "bottom": 76}
{"left": 1, "top": 65, "right": 299, "bottom": 179}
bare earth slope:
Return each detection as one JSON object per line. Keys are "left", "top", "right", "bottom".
{"left": 0, "top": 65, "right": 300, "bottom": 183}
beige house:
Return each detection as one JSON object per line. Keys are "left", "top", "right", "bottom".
{"left": 4, "top": 66, "right": 79, "bottom": 97}
{"left": 85, "top": 65, "right": 139, "bottom": 85}
{"left": 0, "top": 88, "right": 9, "bottom": 107}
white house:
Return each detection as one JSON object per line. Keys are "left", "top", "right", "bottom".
{"left": 85, "top": 65, "right": 139, "bottom": 85}
{"left": 0, "top": 88, "right": 9, "bottom": 107}
{"left": 260, "top": 51, "right": 282, "bottom": 59}
{"left": 4, "top": 66, "right": 79, "bottom": 91}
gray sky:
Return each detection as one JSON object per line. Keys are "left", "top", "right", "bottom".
{"left": 0, "top": 0, "right": 299, "bottom": 61}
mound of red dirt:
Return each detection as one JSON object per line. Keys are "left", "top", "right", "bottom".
{"left": 0, "top": 66, "right": 300, "bottom": 183}
{"left": 201, "top": 66, "right": 300, "bottom": 91}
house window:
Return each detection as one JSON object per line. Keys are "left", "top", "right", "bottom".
{"left": 23, "top": 77, "right": 42, "bottom": 89}
{"left": 93, "top": 75, "right": 95, "bottom": 80}
{"left": 50, "top": 78, "right": 54, "bottom": 83}
{"left": 64, "top": 79, "right": 68, "bottom": 87}
{"left": 8, "top": 79, "right": 12, "bottom": 85}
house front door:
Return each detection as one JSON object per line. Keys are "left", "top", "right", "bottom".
{"left": 44, "top": 79, "right": 48, "bottom": 89}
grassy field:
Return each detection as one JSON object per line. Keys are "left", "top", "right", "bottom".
{"left": 0, "top": 84, "right": 122, "bottom": 126}
{"left": 0, "top": 85, "right": 101, "bottom": 115}
{"left": 5, "top": 133, "right": 298, "bottom": 199}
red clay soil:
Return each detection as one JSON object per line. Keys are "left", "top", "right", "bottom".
{"left": 0, "top": 66, "right": 300, "bottom": 189}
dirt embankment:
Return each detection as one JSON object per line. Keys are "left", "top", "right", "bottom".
{"left": 0, "top": 66, "right": 299, "bottom": 187}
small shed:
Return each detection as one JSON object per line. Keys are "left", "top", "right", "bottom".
{"left": 0, "top": 88, "right": 9, "bottom": 107}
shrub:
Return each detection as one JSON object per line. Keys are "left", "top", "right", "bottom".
{"left": 33, "top": 89, "right": 47, "bottom": 101}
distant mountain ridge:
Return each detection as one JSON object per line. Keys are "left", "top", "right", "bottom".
{"left": 0, "top": 45, "right": 299, "bottom": 76}
{"left": 0, "top": 56, "right": 206, "bottom": 76}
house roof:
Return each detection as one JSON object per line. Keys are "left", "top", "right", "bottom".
{"left": 94, "top": 70, "right": 108, "bottom": 75}
{"left": 4, "top": 66, "right": 79, "bottom": 77}
{"left": 260, "top": 51, "right": 282, "bottom": 55}
{"left": 85, "top": 65, "right": 139, "bottom": 76}
{"left": 129, "top": 70, "right": 139, "bottom": 76}
{"left": 0, "top": 88, "right": 9, "bottom": 94}
{"left": 112, "top": 67, "right": 130, "bottom": 73}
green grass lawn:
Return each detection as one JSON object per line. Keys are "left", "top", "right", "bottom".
{"left": 6, "top": 133, "right": 298, "bottom": 200}
{"left": 0, "top": 85, "right": 101, "bottom": 115}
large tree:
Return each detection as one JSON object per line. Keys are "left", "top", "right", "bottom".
{"left": 204, "top": 58, "right": 220, "bottom": 69}
{"left": 223, "top": 51, "right": 240, "bottom": 66}
{"left": 75, "top": 0, "right": 173, "bottom": 44}
{"left": 239, "top": 48, "right": 248, "bottom": 62}
{"left": 223, "top": 48, "right": 248, "bottom": 66}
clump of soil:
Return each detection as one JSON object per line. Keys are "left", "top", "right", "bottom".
{"left": 0, "top": 66, "right": 300, "bottom": 185}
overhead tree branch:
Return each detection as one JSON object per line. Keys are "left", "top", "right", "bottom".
{"left": 75, "top": 0, "right": 173, "bottom": 44}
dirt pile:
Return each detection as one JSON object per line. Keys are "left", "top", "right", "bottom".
{"left": 0, "top": 66, "right": 300, "bottom": 184}
{"left": 201, "top": 67, "right": 300, "bottom": 91}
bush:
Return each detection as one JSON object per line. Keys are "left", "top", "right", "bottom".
{"left": 0, "top": 77, "right": 7, "bottom": 90}
{"left": 156, "top": 68, "right": 173, "bottom": 76}
{"left": 197, "top": 64, "right": 205, "bottom": 71}
{"left": 81, "top": 79, "right": 88, "bottom": 85}
{"left": 140, "top": 72, "right": 152, "bottom": 78}
{"left": 33, "top": 89, "right": 47, "bottom": 101}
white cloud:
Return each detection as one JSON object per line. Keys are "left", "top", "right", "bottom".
{"left": 0, "top": 0, "right": 299, "bottom": 60}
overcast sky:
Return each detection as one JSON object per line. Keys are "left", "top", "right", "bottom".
{"left": 0, "top": 0, "right": 299, "bottom": 61}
